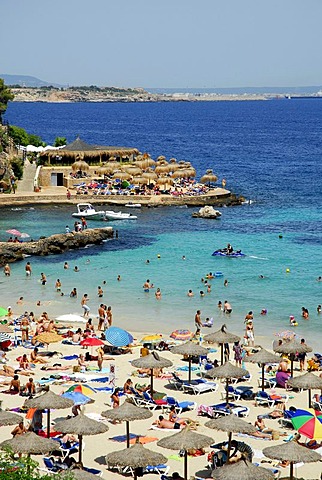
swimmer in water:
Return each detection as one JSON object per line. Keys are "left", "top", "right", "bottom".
{"left": 187, "top": 289, "right": 194, "bottom": 297}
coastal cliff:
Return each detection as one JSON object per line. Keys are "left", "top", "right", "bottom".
{"left": 0, "top": 227, "right": 114, "bottom": 266}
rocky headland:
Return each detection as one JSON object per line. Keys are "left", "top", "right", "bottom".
{"left": 0, "top": 227, "right": 114, "bottom": 266}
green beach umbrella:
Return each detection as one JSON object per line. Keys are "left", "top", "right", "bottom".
{"left": 0, "top": 307, "right": 8, "bottom": 317}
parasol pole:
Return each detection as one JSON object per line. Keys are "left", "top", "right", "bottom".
{"left": 290, "top": 354, "right": 294, "bottom": 377}
{"left": 308, "top": 388, "right": 311, "bottom": 408}
{"left": 261, "top": 363, "right": 265, "bottom": 392}
{"left": 150, "top": 368, "right": 154, "bottom": 399}
{"left": 226, "top": 378, "right": 229, "bottom": 407}
{"left": 290, "top": 461, "right": 294, "bottom": 480}
{"left": 220, "top": 343, "right": 224, "bottom": 365}
{"left": 226, "top": 431, "right": 232, "bottom": 464}
{"left": 126, "top": 421, "right": 130, "bottom": 448}
{"left": 184, "top": 450, "right": 188, "bottom": 480}
{"left": 78, "top": 434, "right": 83, "bottom": 463}
{"left": 188, "top": 355, "right": 192, "bottom": 383}
{"left": 46, "top": 408, "right": 51, "bottom": 438}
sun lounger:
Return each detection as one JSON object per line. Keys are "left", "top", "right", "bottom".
{"left": 183, "top": 380, "right": 218, "bottom": 395}
{"left": 164, "top": 396, "right": 196, "bottom": 414}
{"left": 255, "top": 391, "right": 288, "bottom": 408}
{"left": 198, "top": 402, "right": 250, "bottom": 418}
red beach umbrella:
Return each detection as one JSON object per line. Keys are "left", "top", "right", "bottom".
{"left": 80, "top": 337, "right": 105, "bottom": 347}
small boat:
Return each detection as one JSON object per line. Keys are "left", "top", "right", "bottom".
{"left": 72, "top": 203, "right": 106, "bottom": 220}
{"left": 105, "top": 210, "right": 137, "bottom": 221}
{"left": 212, "top": 250, "right": 246, "bottom": 257}
{"left": 125, "top": 202, "right": 142, "bottom": 208}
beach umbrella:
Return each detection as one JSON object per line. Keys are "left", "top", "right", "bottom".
{"left": 67, "top": 470, "right": 100, "bottom": 480}
{"left": 104, "top": 326, "right": 133, "bottom": 347}
{"left": 33, "top": 332, "right": 62, "bottom": 345}
{"left": 155, "top": 164, "right": 170, "bottom": 175}
{"left": 157, "top": 155, "right": 166, "bottom": 162}
{"left": 24, "top": 390, "right": 74, "bottom": 438}
{"left": 205, "top": 415, "right": 256, "bottom": 463}
{"left": 287, "top": 372, "right": 322, "bottom": 408}
{"left": 170, "top": 329, "right": 194, "bottom": 341}
{"left": 244, "top": 348, "right": 280, "bottom": 391}
{"left": 102, "top": 400, "right": 152, "bottom": 447}
{"left": 56, "top": 313, "right": 87, "bottom": 323}
{"left": 113, "top": 170, "right": 131, "bottom": 180}
{"left": 156, "top": 176, "right": 174, "bottom": 186}
{"left": 204, "top": 325, "right": 240, "bottom": 364}
{"left": 274, "top": 341, "right": 312, "bottom": 376}
{"left": 0, "top": 431, "right": 58, "bottom": 473}
{"left": 157, "top": 427, "right": 213, "bottom": 480}
{"left": 106, "top": 439, "right": 167, "bottom": 480}
{"left": 205, "top": 362, "right": 249, "bottom": 406}
{"left": 0, "top": 410, "right": 23, "bottom": 426}
{"left": 200, "top": 169, "right": 218, "bottom": 186}
{"left": 71, "top": 160, "right": 89, "bottom": 172}
{"left": 124, "top": 165, "right": 142, "bottom": 176}
{"left": 20, "top": 232, "right": 30, "bottom": 239}
{"left": 131, "top": 351, "right": 172, "bottom": 398}
{"left": 132, "top": 175, "right": 147, "bottom": 185}
{"left": 290, "top": 408, "right": 322, "bottom": 439}
{"left": 141, "top": 334, "right": 163, "bottom": 344}
{"left": 6, "top": 229, "right": 22, "bottom": 236}
{"left": 61, "top": 391, "right": 94, "bottom": 405}
{"left": 142, "top": 170, "right": 157, "bottom": 182}
{"left": 170, "top": 341, "right": 208, "bottom": 382}
{"left": 80, "top": 337, "right": 105, "bottom": 347}
{"left": 263, "top": 441, "right": 321, "bottom": 480}
{"left": 55, "top": 413, "right": 109, "bottom": 463}
{"left": 212, "top": 458, "right": 274, "bottom": 480}
{"left": 0, "top": 332, "right": 11, "bottom": 343}
{"left": 65, "top": 384, "right": 97, "bottom": 396}
{"left": 0, "top": 307, "right": 9, "bottom": 317}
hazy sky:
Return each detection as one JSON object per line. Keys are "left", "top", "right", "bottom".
{"left": 2, "top": 0, "right": 322, "bottom": 88}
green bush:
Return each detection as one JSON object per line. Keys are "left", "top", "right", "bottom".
{"left": 10, "top": 157, "right": 24, "bottom": 179}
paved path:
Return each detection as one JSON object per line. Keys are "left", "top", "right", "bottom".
{"left": 17, "top": 160, "right": 36, "bottom": 193}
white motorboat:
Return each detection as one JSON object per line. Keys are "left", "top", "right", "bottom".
{"left": 125, "top": 202, "right": 142, "bottom": 208}
{"left": 105, "top": 210, "right": 137, "bottom": 221}
{"left": 72, "top": 203, "right": 106, "bottom": 220}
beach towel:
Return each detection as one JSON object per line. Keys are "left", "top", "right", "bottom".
{"left": 93, "top": 386, "right": 113, "bottom": 392}
{"left": 176, "top": 366, "right": 199, "bottom": 372}
{"left": 110, "top": 433, "right": 138, "bottom": 442}
{"left": 150, "top": 425, "right": 180, "bottom": 431}
{"left": 91, "top": 377, "right": 109, "bottom": 383}
{"left": 62, "top": 355, "right": 79, "bottom": 360}
{"left": 168, "top": 454, "right": 183, "bottom": 462}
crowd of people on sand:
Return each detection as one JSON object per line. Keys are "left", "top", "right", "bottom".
{"left": 2, "top": 254, "right": 322, "bottom": 479}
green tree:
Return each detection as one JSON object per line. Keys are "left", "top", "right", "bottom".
{"left": 54, "top": 136, "right": 67, "bottom": 147}
{"left": 28, "top": 133, "right": 45, "bottom": 147}
{"left": 8, "top": 126, "right": 29, "bottom": 146}
{"left": 0, "top": 79, "right": 14, "bottom": 123}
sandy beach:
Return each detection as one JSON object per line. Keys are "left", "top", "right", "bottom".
{"left": 0, "top": 316, "right": 321, "bottom": 480}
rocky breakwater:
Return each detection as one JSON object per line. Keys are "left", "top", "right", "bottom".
{"left": 0, "top": 227, "right": 114, "bottom": 266}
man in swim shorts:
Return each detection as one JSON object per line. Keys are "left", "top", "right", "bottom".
{"left": 81, "top": 294, "right": 90, "bottom": 317}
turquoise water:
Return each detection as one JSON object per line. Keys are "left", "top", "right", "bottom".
{"left": 1, "top": 204, "right": 321, "bottom": 350}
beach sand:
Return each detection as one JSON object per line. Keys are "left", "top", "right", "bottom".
{"left": 0, "top": 324, "right": 321, "bottom": 480}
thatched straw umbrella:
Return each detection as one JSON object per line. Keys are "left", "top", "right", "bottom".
{"left": 99, "top": 161, "right": 120, "bottom": 174}
{"left": 124, "top": 165, "right": 142, "bottom": 176}
{"left": 263, "top": 441, "right": 321, "bottom": 480}
{"left": 0, "top": 432, "right": 58, "bottom": 473}
{"left": 106, "top": 439, "right": 167, "bottom": 480}
{"left": 33, "top": 332, "right": 62, "bottom": 345}
{"left": 287, "top": 372, "right": 322, "bottom": 408}
{"left": 24, "top": 390, "right": 74, "bottom": 438}
{"left": 55, "top": 413, "right": 109, "bottom": 463}
{"left": 113, "top": 170, "right": 131, "bottom": 181}
{"left": 204, "top": 325, "right": 240, "bottom": 365}
{"left": 185, "top": 167, "right": 196, "bottom": 178}
{"left": 157, "top": 156, "right": 166, "bottom": 162}
{"left": 274, "top": 341, "right": 312, "bottom": 376}
{"left": 200, "top": 169, "right": 218, "bottom": 186}
{"left": 101, "top": 401, "right": 152, "bottom": 447}
{"left": 0, "top": 410, "right": 23, "bottom": 426}
{"left": 71, "top": 160, "right": 90, "bottom": 172}
{"left": 244, "top": 348, "right": 280, "bottom": 391}
{"left": 205, "top": 415, "right": 256, "bottom": 463}
{"left": 156, "top": 176, "right": 174, "bottom": 186}
{"left": 132, "top": 176, "right": 147, "bottom": 185}
{"left": 170, "top": 341, "right": 208, "bottom": 382}
{"left": 212, "top": 458, "right": 274, "bottom": 480}
{"left": 155, "top": 164, "right": 170, "bottom": 175}
{"left": 131, "top": 352, "right": 172, "bottom": 398}
{"left": 157, "top": 427, "right": 213, "bottom": 480}
{"left": 142, "top": 169, "right": 158, "bottom": 183}
{"left": 205, "top": 362, "right": 249, "bottom": 406}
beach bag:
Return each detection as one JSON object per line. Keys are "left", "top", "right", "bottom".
{"left": 73, "top": 366, "right": 80, "bottom": 373}
{"left": 272, "top": 431, "right": 280, "bottom": 440}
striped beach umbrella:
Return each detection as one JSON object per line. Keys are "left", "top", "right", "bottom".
{"left": 0, "top": 332, "right": 11, "bottom": 343}
{"left": 105, "top": 326, "right": 133, "bottom": 347}
{"left": 61, "top": 391, "right": 93, "bottom": 406}
{"left": 65, "top": 384, "right": 97, "bottom": 396}
{"left": 170, "top": 330, "right": 194, "bottom": 341}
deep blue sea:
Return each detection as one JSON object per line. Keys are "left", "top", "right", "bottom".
{"left": 2, "top": 100, "right": 322, "bottom": 349}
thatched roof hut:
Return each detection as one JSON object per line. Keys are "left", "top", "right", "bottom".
{"left": 41, "top": 137, "right": 139, "bottom": 166}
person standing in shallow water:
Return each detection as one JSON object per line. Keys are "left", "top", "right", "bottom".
{"left": 195, "top": 310, "right": 202, "bottom": 334}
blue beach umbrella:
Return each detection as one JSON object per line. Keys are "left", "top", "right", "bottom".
{"left": 61, "top": 391, "right": 93, "bottom": 405}
{"left": 104, "top": 326, "right": 133, "bottom": 347}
